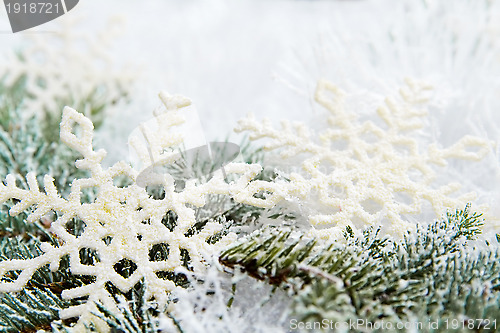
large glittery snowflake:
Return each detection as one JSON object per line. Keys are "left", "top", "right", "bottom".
{"left": 235, "top": 79, "right": 493, "bottom": 239}
{"left": 0, "top": 94, "right": 280, "bottom": 331}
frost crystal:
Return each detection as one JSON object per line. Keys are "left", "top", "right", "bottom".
{"left": 236, "top": 79, "right": 493, "bottom": 239}
{"left": 0, "top": 95, "right": 279, "bottom": 330}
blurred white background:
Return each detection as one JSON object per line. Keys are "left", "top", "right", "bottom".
{"left": 2, "top": 0, "right": 500, "bottom": 226}
{"left": 2, "top": 0, "right": 499, "bottom": 140}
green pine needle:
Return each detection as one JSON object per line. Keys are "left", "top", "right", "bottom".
{"left": 220, "top": 205, "right": 500, "bottom": 332}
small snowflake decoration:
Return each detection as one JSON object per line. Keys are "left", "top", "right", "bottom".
{"left": 0, "top": 94, "right": 281, "bottom": 330}
{"left": 236, "top": 79, "right": 493, "bottom": 239}
{"left": 1, "top": 16, "right": 133, "bottom": 117}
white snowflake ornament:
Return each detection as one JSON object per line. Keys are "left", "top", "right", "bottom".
{"left": 0, "top": 94, "right": 282, "bottom": 331}
{"left": 236, "top": 79, "right": 494, "bottom": 239}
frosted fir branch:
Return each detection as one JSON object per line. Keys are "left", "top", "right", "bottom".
{"left": 0, "top": 83, "right": 88, "bottom": 195}
{"left": 0, "top": 287, "right": 69, "bottom": 332}
{"left": 220, "top": 205, "right": 500, "bottom": 330}
{"left": 295, "top": 263, "right": 343, "bottom": 286}
{"left": 89, "top": 284, "right": 161, "bottom": 333}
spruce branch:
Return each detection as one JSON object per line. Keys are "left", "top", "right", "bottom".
{"left": 0, "top": 287, "right": 69, "bottom": 333}
{"left": 220, "top": 205, "right": 500, "bottom": 331}
{"left": 89, "top": 282, "right": 162, "bottom": 333}
{"left": 0, "top": 85, "right": 87, "bottom": 194}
